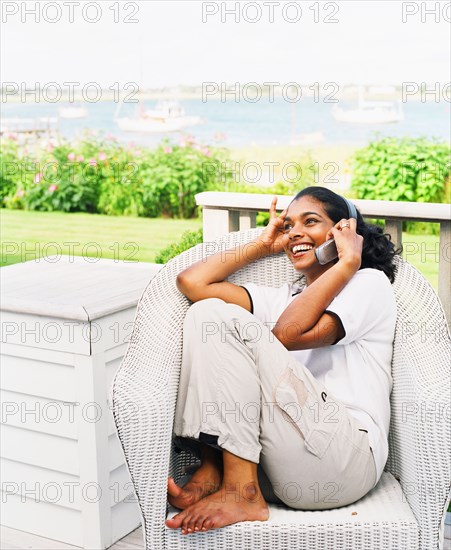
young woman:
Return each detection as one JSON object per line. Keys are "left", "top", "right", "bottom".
{"left": 165, "top": 186, "right": 400, "bottom": 535}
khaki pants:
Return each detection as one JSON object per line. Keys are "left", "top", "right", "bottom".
{"left": 174, "top": 298, "right": 377, "bottom": 510}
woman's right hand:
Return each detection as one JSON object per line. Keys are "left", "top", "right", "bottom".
{"left": 254, "top": 196, "right": 290, "bottom": 256}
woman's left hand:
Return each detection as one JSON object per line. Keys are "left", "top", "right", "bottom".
{"left": 326, "top": 218, "right": 363, "bottom": 270}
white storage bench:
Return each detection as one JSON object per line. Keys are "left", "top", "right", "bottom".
{"left": 0, "top": 256, "right": 163, "bottom": 549}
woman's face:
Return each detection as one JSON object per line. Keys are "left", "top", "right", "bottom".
{"left": 282, "top": 195, "right": 336, "bottom": 282}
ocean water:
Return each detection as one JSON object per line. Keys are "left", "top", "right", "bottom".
{"left": 2, "top": 97, "right": 449, "bottom": 148}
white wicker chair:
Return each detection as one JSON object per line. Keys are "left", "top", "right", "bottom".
{"left": 112, "top": 228, "right": 451, "bottom": 550}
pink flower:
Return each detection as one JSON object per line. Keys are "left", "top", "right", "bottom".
{"left": 203, "top": 147, "right": 212, "bottom": 157}
{"left": 163, "top": 146, "right": 173, "bottom": 154}
{"left": 105, "top": 133, "right": 117, "bottom": 141}
{"left": 179, "top": 139, "right": 187, "bottom": 148}
{"left": 89, "top": 158, "right": 97, "bottom": 166}
{"left": 34, "top": 173, "right": 42, "bottom": 183}
{"left": 186, "top": 135, "right": 195, "bottom": 144}
{"left": 16, "top": 189, "right": 25, "bottom": 197}
{"left": 98, "top": 152, "right": 107, "bottom": 161}
{"left": 47, "top": 142, "right": 55, "bottom": 152}
{"left": 77, "top": 155, "right": 84, "bottom": 162}
{"left": 48, "top": 184, "right": 58, "bottom": 193}
{"left": 68, "top": 153, "right": 75, "bottom": 161}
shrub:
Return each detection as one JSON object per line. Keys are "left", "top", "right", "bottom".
{"left": 0, "top": 133, "right": 233, "bottom": 218}
{"left": 2, "top": 132, "right": 113, "bottom": 212}
{"left": 351, "top": 136, "right": 450, "bottom": 234}
{"left": 96, "top": 140, "right": 147, "bottom": 217}
{"left": 0, "top": 135, "right": 21, "bottom": 205}
{"left": 140, "top": 138, "right": 231, "bottom": 219}
{"left": 154, "top": 228, "right": 203, "bottom": 264}
{"left": 351, "top": 136, "right": 450, "bottom": 203}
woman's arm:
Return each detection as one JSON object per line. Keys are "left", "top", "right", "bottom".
{"left": 176, "top": 238, "right": 268, "bottom": 308}
{"left": 272, "top": 268, "right": 352, "bottom": 349}
{"left": 273, "top": 218, "right": 363, "bottom": 349}
{"left": 277, "top": 311, "right": 345, "bottom": 350}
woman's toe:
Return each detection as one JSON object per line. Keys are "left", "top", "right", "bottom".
{"left": 166, "top": 510, "right": 186, "bottom": 529}
{"left": 194, "top": 516, "right": 205, "bottom": 531}
{"left": 202, "top": 518, "right": 213, "bottom": 531}
{"left": 181, "top": 514, "right": 193, "bottom": 533}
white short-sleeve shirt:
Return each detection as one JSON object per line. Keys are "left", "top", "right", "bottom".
{"left": 241, "top": 268, "right": 397, "bottom": 482}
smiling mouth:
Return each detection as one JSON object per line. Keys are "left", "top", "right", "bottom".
{"left": 290, "top": 244, "right": 314, "bottom": 258}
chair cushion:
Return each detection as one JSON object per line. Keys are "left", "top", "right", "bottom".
{"left": 166, "top": 472, "right": 419, "bottom": 549}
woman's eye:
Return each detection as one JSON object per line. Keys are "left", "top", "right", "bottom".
{"left": 306, "top": 218, "right": 317, "bottom": 225}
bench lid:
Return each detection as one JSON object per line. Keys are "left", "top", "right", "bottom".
{"left": 1, "top": 256, "right": 162, "bottom": 320}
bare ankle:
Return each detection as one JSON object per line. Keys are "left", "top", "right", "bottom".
{"left": 243, "top": 481, "right": 261, "bottom": 502}
{"left": 200, "top": 444, "right": 223, "bottom": 468}
{"left": 222, "top": 480, "right": 265, "bottom": 504}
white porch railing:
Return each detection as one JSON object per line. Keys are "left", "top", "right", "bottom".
{"left": 195, "top": 191, "right": 451, "bottom": 325}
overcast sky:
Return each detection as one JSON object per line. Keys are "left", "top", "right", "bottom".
{"left": 2, "top": 1, "right": 450, "bottom": 89}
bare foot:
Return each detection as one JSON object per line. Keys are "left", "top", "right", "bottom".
{"left": 165, "top": 482, "right": 269, "bottom": 534}
{"left": 167, "top": 462, "right": 222, "bottom": 510}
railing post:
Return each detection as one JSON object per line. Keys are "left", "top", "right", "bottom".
{"left": 384, "top": 220, "right": 403, "bottom": 251}
{"left": 202, "top": 207, "right": 239, "bottom": 242}
{"left": 239, "top": 210, "right": 257, "bottom": 232}
{"left": 438, "top": 220, "right": 451, "bottom": 327}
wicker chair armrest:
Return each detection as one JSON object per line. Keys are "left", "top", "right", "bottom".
{"left": 387, "top": 258, "right": 451, "bottom": 550}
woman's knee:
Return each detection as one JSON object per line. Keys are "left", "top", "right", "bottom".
{"left": 184, "top": 298, "right": 227, "bottom": 322}
{"left": 183, "top": 299, "right": 228, "bottom": 340}
{"left": 186, "top": 298, "right": 225, "bottom": 317}
{"left": 184, "top": 298, "right": 258, "bottom": 345}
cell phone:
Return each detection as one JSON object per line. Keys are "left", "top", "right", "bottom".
{"left": 314, "top": 197, "right": 357, "bottom": 265}
{"left": 314, "top": 239, "right": 338, "bottom": 265}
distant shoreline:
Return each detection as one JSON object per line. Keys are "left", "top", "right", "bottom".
{"left": 0, "top": 90, "right": 439, "bottom": 104}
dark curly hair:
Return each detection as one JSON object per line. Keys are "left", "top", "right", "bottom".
{"left": 291, "top": 186, "right": 402, "bottom": 283}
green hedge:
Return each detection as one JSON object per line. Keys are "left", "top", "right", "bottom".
{"left": 0, "top": 133, "right": 322, "bottom": 221}
{"left": 154, "top": 228, "right": 203, "bottom": 263}
{"left": 351, "top": 136, "right": 450, "bottom": 234}
{"left": 0, "top": 132, "right": 231, "bottom": 218}
{"left": 351, "top": 136, "right": 450, "bottom": 203}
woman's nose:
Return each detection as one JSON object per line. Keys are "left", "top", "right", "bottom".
{"left": 288, "top": 222, "right": 305, "bottom": 238}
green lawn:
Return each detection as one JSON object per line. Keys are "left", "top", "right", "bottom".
{"left": 399, "top": 233, "right": 439, "bottom": 290}
{"left": 0, "top": 209, "right": 439, "bottom": 290}
{"left": 0, "top": 209, "right": 202, "bottom": 266}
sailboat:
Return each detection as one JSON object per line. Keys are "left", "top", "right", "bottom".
{"left": 115, "top": 99, "right": 201, "bottom": 133}
{"left": 332, "top": 85, "right": 403, "bottom": 124}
